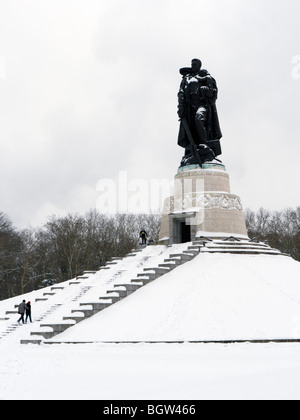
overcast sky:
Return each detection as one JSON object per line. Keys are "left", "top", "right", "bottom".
{"left": 0, "top": 0, "right": 300, "bottom": 228}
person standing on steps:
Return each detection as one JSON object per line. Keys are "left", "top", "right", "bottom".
{"left": 140, "top": 229, "right": 148, "bottom": 246}
{"left": 25, "top": 301, "right": 32, "bottom": 323}
{"left": 17, "top": 300, "right": 26, "bottom": 325}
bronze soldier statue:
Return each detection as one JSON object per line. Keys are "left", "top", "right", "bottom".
{"left": 177, "top": 59, "right": 223, "bottom": 167}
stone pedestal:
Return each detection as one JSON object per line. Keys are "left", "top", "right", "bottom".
{"left": 159, "top": 163, "right": 248, "bottom": 244}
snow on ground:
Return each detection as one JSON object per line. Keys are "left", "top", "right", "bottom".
{"left": 2, "top": 245, "right": 300, "bottom": 399}
{"left": 1, "top": 342, "right": 300, "bottom": 400}
{"left": 55, "top": 253, "right": 300, "bottom": 342}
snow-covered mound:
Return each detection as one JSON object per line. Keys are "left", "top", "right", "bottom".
{"left": 54, "top": 252, "right": 300, "bottom": 342}
{"left": 1, "top": 243, "right": 300, "bottom": 345}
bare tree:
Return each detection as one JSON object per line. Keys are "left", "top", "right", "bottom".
{"left": 245, "top": 207, "right": 300, "bottom": 260}
{"left": 0, "top": 213, "right": 22, "bottom": 299}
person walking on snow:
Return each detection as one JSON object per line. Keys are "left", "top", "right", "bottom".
{"left": 140, "top": 229, "right": 148, "bottom": 246}
{"left": 25, "top": 301, "right": 32, "bottom": 323}
{"left": 17, "top": 300, "right": 26, "bottom": 324}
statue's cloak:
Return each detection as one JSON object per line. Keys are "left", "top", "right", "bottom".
{"left": 177, "top": 102, "right": 222, "bottom": 147}
{"left": 177, "top": 70, "right": 223, "bottom": 156}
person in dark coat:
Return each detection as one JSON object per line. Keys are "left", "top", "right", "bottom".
{"left": 17, "top": 300, "right": 26, "bottom": 324}
{"left": 140, "top": 229, "right": 148, "bottom": 245}
{"left": 25, "top": 301, "right": 32, "bottom": 323}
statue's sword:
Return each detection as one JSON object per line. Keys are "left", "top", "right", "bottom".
{"left": 181, "top": 117, "right": 203, "bottom": 168}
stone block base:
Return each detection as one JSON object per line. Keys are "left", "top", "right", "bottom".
{"left": 159, "top": 163, "right": 248, "bottom": 244}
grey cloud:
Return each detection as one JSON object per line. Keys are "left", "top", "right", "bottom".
{"left": 0, "top": 0, "right": 300, "bottom": 228}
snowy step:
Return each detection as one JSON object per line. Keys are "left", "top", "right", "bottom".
{"left": 63, "top": 314, "right": 85, "bottom": 323}
{"left": 193, "top": 239, "right": 213, "bottom": 246}
{"left": 40, "top": 323, "right": 76, "bottom": 334}
{"left": 51, "top": 286, "right": 64, "bottom": 291}
{"left": 80, "top": 302, "right": 112, "bottom": 312}
{"left": 205, "top": 244, "right": 271, "bottom": 250}
{"left": 131, "top": 278, "right": 154, "bottom": 286}
{"left": 143, "top": 267, "right": 170, "bottom": 276}
{"left": 30, "top": 330, "right": 55, "bottom": 339}
{"left": 164, "top": 258, "right": 183, "bottom": 265}
{"left": 35, "top": 305, "right": 62, "bottom": 322}
{"left": 201, "top": 248, "right": 281, "bottom": 255}
{"left": 169, "top": 253, "right": 194, "bottom": 261}
{"left": 20, "top": 338, "right": 43, "bottom": 345}
{"left": 137, "top": 272, "right": 157, "bottom": 280}
{"left": 108, "top": 289, "right": 127, "bottom": 298}
{"left": 114, "top": 283, "right": 144, "bottom": 296}
{"left": 99, "top": 295, "right": 120, "bottom": 304}
{"left": 158, "top": 263, "right": 177, "bottom": 270}
{"left": 197, "top": 240, "right": 270, "bottom": 248}
{"left": 183, "top": 250, "right": 199, "bottom": 256}
{"left": 105, "top": 292, "right": 120, "bottom": 297}
{"left": 192, "top": 241, "right": 209, "bottom": 247}
{"left": 188, "top": 245, "right": 202, "bottom": 251}
{"left": 116, "top": 282, "right": 144, "bottom": 290}
{"left": 204, "top": 243, "right": 277, "bottom": 250}
{"left": 72, "top": 307, "right": 94, "bottom": 318}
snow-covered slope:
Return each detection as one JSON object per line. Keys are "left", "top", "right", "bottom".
{"left": 1, "top": 244, "right": 300, "bottom": 344}
{"left": 54, "top": 253, "right": 300, "bottom": 342}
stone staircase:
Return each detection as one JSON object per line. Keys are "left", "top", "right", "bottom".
{"left": 0, "top": 271, "right": 97, "bottom": 344}
{"left": 4, "top": 271, "right": 95, "bottom": 320}
{"left": 196, "top": 237, "right": 287, "bottom": 256}
{"left": 20, "top": 245, "right": 200, "bottom": 344}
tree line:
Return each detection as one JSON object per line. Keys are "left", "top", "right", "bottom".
{"left": 0, "top": 210, "right": 161, "bottom": 300}
{"left": 244, "top": 207, "right": 300, "bottom": 261}
{"left": 1, "top": 207, "right": 300, "bottom": 301}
